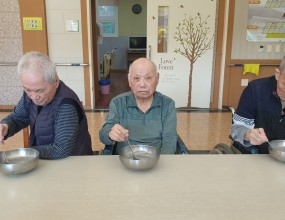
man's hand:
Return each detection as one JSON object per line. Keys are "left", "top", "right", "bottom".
{"left": 245, "top": 128, "right": 268, "bottom": 145}
{"left": 0, "top": 123, "right": 8, "bottom": 144}
{"left": 108, "top": 124, "right": 129, "bottom": 142}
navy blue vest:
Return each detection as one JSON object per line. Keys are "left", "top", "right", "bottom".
{"left": 26, "top": 81, "right": 93, "bottom": 155}
{"left": 237, "top": 76, "right": 285, "bottom": 153}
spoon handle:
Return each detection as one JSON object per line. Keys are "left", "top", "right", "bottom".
{"left": 127, "top": 139, "right": 134, "bottom": 154}
{"left": 126, "top": 138, "right": 139, "bottom": 160}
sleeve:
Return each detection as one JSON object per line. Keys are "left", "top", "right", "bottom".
{"left": 31, "top": 103, "right": 79, "bottom": 159}
{"left": 1, "top": 94, "right": 30, "bottom": 138}
{"left": 231, "top": 124, "right": 252, "bottom": 147}
{"left": 160, "top": 99, "right": 177, "bottom": 154}
{"left": 230, "top": 84, "right": 255, "bottom": 147}
{"left": 235, "top": 84, "right": 256, "bottom": 120}
{"left": 99, "top": 99, "right": 120, "bottom": 145}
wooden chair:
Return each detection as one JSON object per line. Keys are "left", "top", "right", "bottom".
{"left": 23, "top": 127, "right": 29, "bottom": 147}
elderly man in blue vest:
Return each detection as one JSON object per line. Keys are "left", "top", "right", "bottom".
{"left": 231, "top": 57, "right": 285, "bottom": 153}
{"left": 0, "top": 51, "right": 93, "bottom": 159}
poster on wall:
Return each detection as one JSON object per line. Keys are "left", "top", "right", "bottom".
{"left": 147, "top": 0, "right": 216, "bottom": 108}
{"left": 23, "top": 17, "right": 42, "bottom": 31}
{"left": 247, "top": 0, "right": 285, "bottom": 42}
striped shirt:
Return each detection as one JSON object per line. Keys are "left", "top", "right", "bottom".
{"left": 1, "top": 95, "right": 79, "bottom": 159}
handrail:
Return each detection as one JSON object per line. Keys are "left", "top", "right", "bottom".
{"left": 55, "top": 63, "right": 89, "bottom": 66}
{"left": 0, "top": 62, "right": 89, "bottom": 66}
{"left": 0, "top": 62, "right": 17, "bottom": 66}
{"left": 228, "top": 63, "right": 278, "bottom": 67}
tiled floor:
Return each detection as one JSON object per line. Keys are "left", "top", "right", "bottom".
{"left": 96, "top": 72, "right": 130, "bottom": 109}
{"left": 0, "top": 110, "right": 232, "bottom": 153}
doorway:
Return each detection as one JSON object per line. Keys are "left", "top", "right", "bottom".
{"left": 90, "top": 0, "right": 226, "bottom": 109}
{"left": 90, "top": 0, "right": 148, "bottom": 109}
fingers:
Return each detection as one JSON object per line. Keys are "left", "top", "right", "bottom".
{"left": 108, "top": 124, "right": 129, "bottom": 142}
{"left": 257, "top": 128, "right": 268, "bottom": 140}
{"left": 0, "top": 132, "right": 4, "bottom": 144}
{"left": 246, "top": 128, "right": 268, "bottom": 145}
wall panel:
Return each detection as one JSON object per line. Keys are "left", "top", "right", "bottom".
{"left": 0, "top": 0, "right": 23, "bottom": 107}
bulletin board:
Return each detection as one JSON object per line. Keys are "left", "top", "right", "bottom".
{"left": 231, "top": 0, "right": 285, "bottom": 60}
{"left": 247, "top": 0, "right": 285, "bottom": 42}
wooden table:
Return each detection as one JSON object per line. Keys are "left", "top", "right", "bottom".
{"left": 1, "top": 155, "right": 285, "bottom": 220}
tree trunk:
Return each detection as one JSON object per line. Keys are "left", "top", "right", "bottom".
{"left": 187, "top": 62, "right": 194, "bottom": 108}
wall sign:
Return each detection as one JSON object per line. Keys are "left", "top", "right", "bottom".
{"left": 23, "top": 17, "right": 42, "bottom": 30}
{"left": 66, "top": 20, "right": 79, "bottom": 32}
{"left": 247, "top": 0, "right": 285, "bottom": 42}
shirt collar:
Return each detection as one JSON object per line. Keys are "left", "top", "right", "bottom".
{"left": 126, "top": 91, "right": 161, "bottom": 109}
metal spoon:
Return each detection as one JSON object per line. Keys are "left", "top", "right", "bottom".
{"left": 267, "top": 141, "right": 285, "bottom": 151}
{"left": 126, "top": 138, "right": 140, "bottom": 160}
{"left": 267, "top": 141, "right": 273, "bottom": 147}
{"left": 267, "top": 141, "right": 281, "bottom": 150}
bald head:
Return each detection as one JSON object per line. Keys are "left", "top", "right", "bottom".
{"left": 128, "top": 58, "right": 158, "bottom": 77}
{"left": 128, "top": 58, "right": 159, "bottom": 101}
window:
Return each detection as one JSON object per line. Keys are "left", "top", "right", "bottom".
{"left": 98, "top": 3, "right": 118, "bottom": 37}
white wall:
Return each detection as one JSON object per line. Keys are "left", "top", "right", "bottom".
{"left": 0, "top": 0, "right": 23, "bottom": 105}
{"left": 45, "top": 0, "right": 86, "bottom": 104}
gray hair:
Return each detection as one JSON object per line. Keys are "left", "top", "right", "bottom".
{"left": 18, "top": 51, "right": 58, "bottom": 84}
{"left": 279, "top": 56, "right": 285, "bottom": 73}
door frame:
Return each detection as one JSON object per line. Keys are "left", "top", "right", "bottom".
{"left": 89, "top": 0, "right": 227, "bottom": 109}
{"left": 90, "top": 0, "right": 100, "bottom": 108}
{"left": 211, "top": 0, "right": 226, "bottom": 109}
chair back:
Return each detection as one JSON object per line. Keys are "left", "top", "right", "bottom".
{"left": 23, "top": 127, "right": 29, "bottom": 147}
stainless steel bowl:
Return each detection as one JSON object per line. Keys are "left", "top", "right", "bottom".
{"left": 119, "top": 145, "right": 160, "bottom": 171}
{"left": 268, "top": 140, "right": 285, "bottom": 162}
{"left": 0, "top": 148, "right": 40, "bottom": 175}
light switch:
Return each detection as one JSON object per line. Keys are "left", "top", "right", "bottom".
{"left": 241, "top": 79, "right": 248, "bottom": 87}
{"left": 259, "top": 45, "right": 264, "bottom": 52}
{"left": 276, "top": 45, "right": 281, "bottom": 52}
{"left": 267, "top": 45, "right": 272, "bottom": 52}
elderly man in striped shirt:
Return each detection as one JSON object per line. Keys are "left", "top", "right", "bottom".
{"left": 0, "top": 51, "right": 93, "bottom": 159}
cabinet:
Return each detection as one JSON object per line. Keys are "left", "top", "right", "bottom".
{"left": 126, "top": 50, "right": 146, "bottom": 68}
